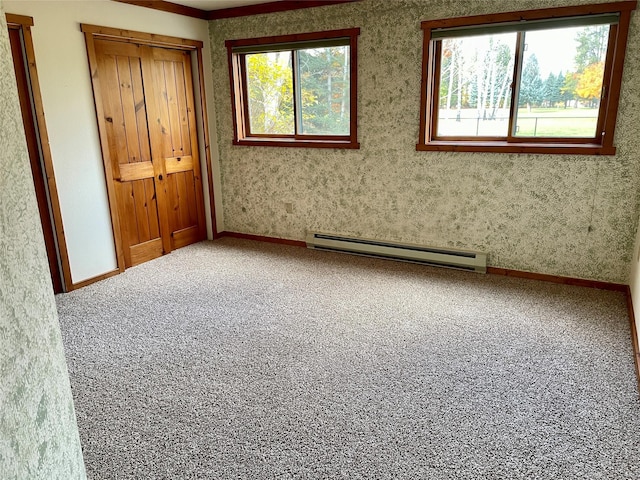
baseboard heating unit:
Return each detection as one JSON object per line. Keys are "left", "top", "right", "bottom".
{"left": 306, "top": 232, "right": 487, "bottom": 273}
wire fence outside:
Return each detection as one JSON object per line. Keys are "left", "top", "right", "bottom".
{"left": 437, "top": 112, "right": 598, "bottom": 137}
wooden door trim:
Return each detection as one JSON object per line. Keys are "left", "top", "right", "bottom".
{"left": 6, "top": 13, "right": 73, "bottom": 292}
{"left": 196, "top": 47, "right": 218, "bottom": 239}
{"left": 81, "top": 24, "right": 203, "bottom": 50}
{"left": 6, "top": 13, "right": 33, "bottom": 27}
{"left": 82, "top": 23, "right": 216, "bottom": 279}
{"left": 181, "top": 50, "right": 208, "bottom": 242}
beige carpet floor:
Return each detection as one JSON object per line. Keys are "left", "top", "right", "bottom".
{"left": 56, "top": 238, "right": 640, "bottom": 479}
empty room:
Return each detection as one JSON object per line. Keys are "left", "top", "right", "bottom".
{"left": 2, "top": 0, "right": 640, "bottom": 478}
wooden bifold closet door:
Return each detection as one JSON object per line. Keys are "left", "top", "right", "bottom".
{"left": 94, "top": 39, "right": 206, "bottom": 268}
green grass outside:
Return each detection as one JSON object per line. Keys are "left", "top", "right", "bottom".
{"left": 437, "top": 108, "right": 598, "bottom": 137}
{"left": 518, "top": 107, "right": 598, "bottom": 118}
{"left": 516, "top": 108, "right": 597, "bottom": 137}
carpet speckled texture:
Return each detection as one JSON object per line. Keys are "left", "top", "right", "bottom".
{"left": 57, "top": 239, "right": 640, "bottom": 479}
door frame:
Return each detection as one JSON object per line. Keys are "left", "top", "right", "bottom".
{"left": 81, "top": 24, "right": 218, "bottom": 274}
{"left": 6, "top": 13, "right": 73, "bottom": 292}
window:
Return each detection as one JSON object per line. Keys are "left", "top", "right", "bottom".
{"left": 226, "top": 28, "right": 360, "bottom": 148}
{"left": 417, "top": 2, "right": 636, "bottom": 155}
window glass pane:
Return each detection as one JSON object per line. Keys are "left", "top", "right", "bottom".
{"left": 514, "top": 25, "right": 609, "bottom": 138}
{"left": 297, "top": 46, "right": 350, "bottom": 135}
{"left": 245, "top": 51, "right": 294, "bottom": 134}
{"left": 436, "top": 33, "right": 517, "bottom": 137}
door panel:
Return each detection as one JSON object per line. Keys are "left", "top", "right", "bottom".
{"left": 96, "top": 39, "right": 162, "bottom": 268}
{"left": 149, "top": 47, "right": 206, "bottom": 249}
{"left": 94, "top": 39, "right": 205, "bottom": 268}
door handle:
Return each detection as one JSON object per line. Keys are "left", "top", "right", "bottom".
{"left": 158, "top": 174, "right": 163, "bottom": 181}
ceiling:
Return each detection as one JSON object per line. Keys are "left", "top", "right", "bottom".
{"left": 169, "top": 0, "right": 275, "bottom": 10}
{"left": 113, "top": 0, "right": 359, "bottom": 20}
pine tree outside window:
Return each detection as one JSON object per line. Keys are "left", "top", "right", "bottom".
{"left": 226, "top": 28, "right": 360, "bottom": 149}
{"left": 417, "top": 1, "right": 636, "bottom": 155}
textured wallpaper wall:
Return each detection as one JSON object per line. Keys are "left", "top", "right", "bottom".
{"left": 0, "top": 4, "right": 86, "bottom": 479}
{"left": 209, "top": 0, "right": 640, "bottom": 283}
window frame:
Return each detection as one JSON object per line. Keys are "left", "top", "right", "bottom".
{"left": 225, "top": 28, "right": 360, "bottom": 149}
{"left": 417, "top": 1, "right": 636, "bottom": 155}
